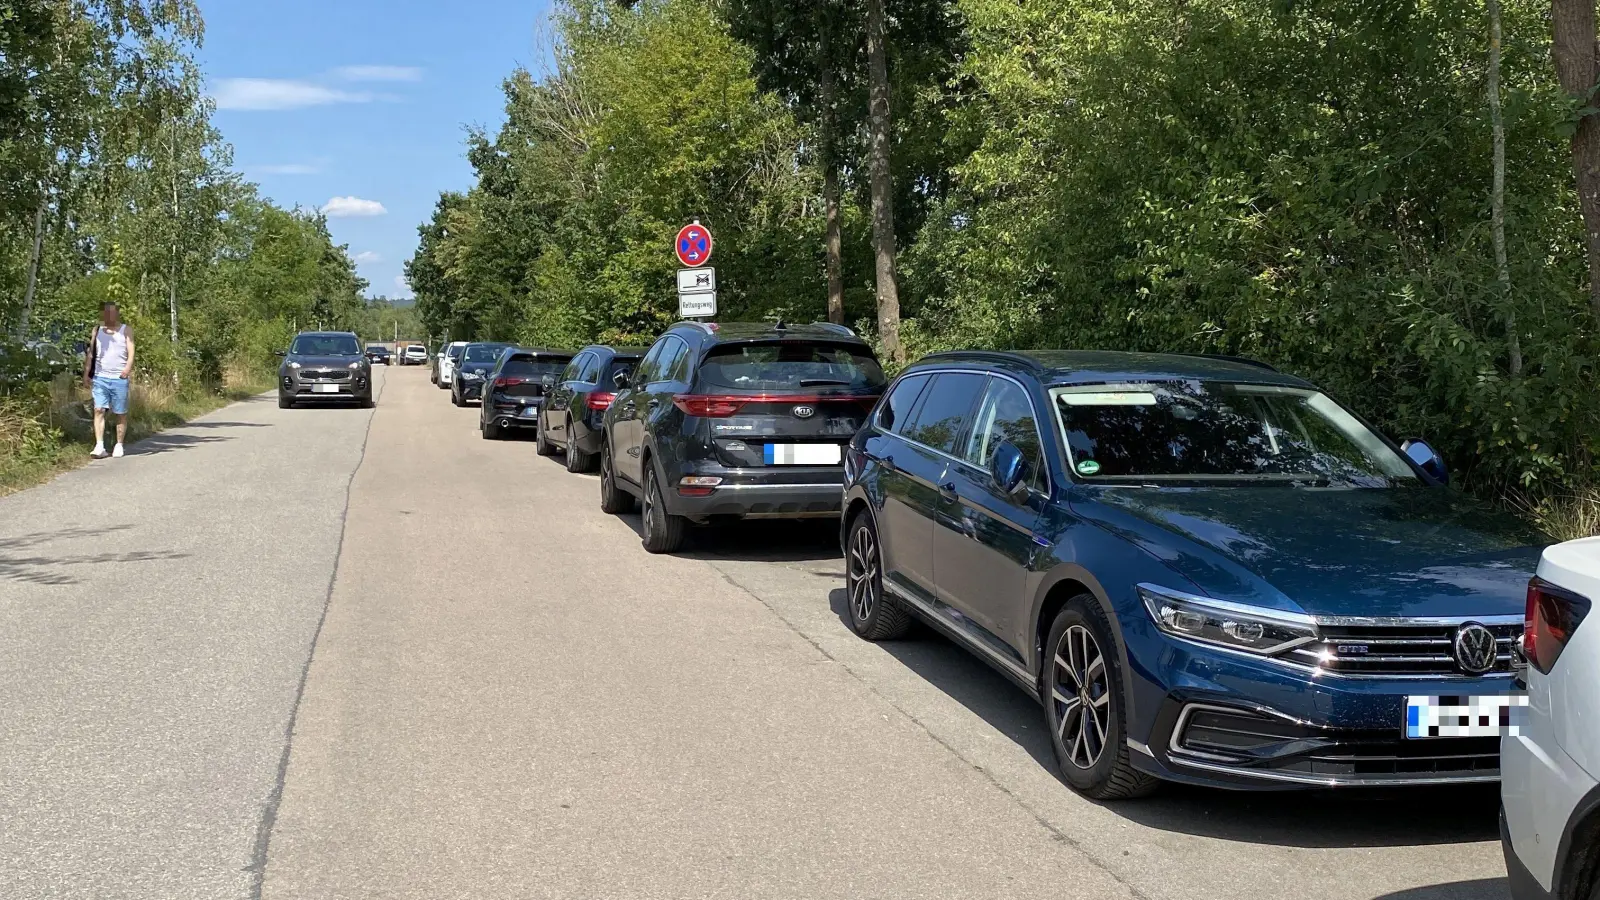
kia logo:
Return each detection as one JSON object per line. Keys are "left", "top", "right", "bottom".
{"left": 1453, "top": 623, "right": 1499, "bottom": 674}
{"left": 792, "top": 405, "right": 816, "bottom": 419}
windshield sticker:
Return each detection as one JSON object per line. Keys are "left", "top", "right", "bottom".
{"left": 1076, "top": 459, "right": 1102, "bottom": 476}
{"left": 1058, "top": 391, "right": 1158, "bottom": 407}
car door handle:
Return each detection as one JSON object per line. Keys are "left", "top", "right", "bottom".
{"left": 939, "top": 481, "right": 958, "bottom": 498}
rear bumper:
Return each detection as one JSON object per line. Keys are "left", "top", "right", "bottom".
{"left": 486, "top": 406, "right": 542, "bottom": 429}
{"left": 661, "top": 468, "right": 843, "bottom": 520}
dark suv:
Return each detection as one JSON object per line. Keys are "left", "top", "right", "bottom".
{"left": 479, "top": 347, "right": 574, "bottom": 439}
{"left": 451, "top": 342, "right": 513, "bottom": 406}
{"left": 842, "top": 350, "right": 1545, "bottom": 798}
{"left": 600, "top": 322, "right": 886, "bottom": 553}
{"left": 277, "top": 331, "right": 373, "bottom": 408}
{"left": 537, "top": 345, "right": 643, "bottom": 472}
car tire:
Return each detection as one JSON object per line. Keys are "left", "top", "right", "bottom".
{"left": 640, "top": 462, "right": 688, "bottom": 554}
{"left": 599, "top": 438, "right": 635, "bottom": 514}
{"left": 481, "top": 416, "right": 500, "bottom": 440}
{"left": 843, "top": 512, "right": 912, "bottom": 640}
{"left": 565, "top": 418, "right": 593, "bottom": 472}
{"left": 278, "top": 393, "right": 294, "bottom": 409}
{"left": 452, "top": 386, "right": 464, "bottom": 407}
{"left": 1042, "top": 597, "right": 1159, "bottom": 801}
{"left": 535, "top": 417, "right": 557, "bottom": 456}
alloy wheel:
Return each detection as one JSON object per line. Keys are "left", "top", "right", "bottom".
{"left": 1052, "top": 625, "right": 1111, "bottom": 770}
{"left": 846, "top": 524, "right": 879, "bottom": 621}
{"left": 641, "top": 469, "right": 656, "bottom": 543}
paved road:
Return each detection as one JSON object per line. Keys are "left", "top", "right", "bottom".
{"left": 2, "top": 366, "right": 1510, "bottom": 899}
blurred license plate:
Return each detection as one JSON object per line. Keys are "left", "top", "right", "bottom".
{"left": 1405, "top": 694, "right": 1527, "bottom": 738}
{"left": 520, "top": 406, "right": 539, "bottom": 418}
{"left": 312, "top": 384, "right": 338, "bottom": 394}
{"left": 763, "top": 443, "right": 841, "bottom": 465}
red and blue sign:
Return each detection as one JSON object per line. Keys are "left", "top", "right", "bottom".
{"left": 675, "top": 223, "right": 714, "bottom": 267}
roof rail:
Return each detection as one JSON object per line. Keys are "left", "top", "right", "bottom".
{"left": 1178, "top": 353, "right": 1279, "bottom": 372}
{"left": 810, "top": 322, "right": 856, "bottom": 336}
{"left": 919, "top": 350, "right": 1047, "bottom": 372}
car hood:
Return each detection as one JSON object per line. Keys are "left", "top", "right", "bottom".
{"left": 1075, "top": 486, "right": 1544, "bottom": 619}
{"left": 286, "top": 355, "right": 363, "bottom": 368}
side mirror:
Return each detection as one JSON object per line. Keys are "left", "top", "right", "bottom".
{"left": 612, "top": 369, "right": 630, "bottom": 389}
{"left": 990, "top": 441, "right": 1028, "bottom": 495}
{"left": 273, "top": 350, "right": 286, "bottom": 358}
{"left": 1401, "top": 438, "right": 1449, "bottom": 485}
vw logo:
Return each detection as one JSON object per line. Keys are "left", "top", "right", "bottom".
{"left": 1453, "top": 623, "right": 1499, "bottom": 675}
{"left": 792, "top": 404, "right": 816, "bottom": 419}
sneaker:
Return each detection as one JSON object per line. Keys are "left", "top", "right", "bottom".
{"left": 90, "top": 445, "right": 108, "bottom": 459}
{"left": 111, "top": 444, "right": 124, "bottom": 458}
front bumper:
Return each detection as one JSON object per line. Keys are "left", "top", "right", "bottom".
{"left": 660, "top": 464, "right": 843, "bottom": 521}
{"left": 458, "top": 378, "right": 485, "bottom": 400}
{"left": 281, "top": 372, "right": 370, "bottom": 401}
{"left": 1127, "top": 631, "right": 1522, "bottom": 789}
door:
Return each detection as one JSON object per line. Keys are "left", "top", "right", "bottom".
{"left": 933, "top": 376, "right": 1048, "bottom": 661}
{"left": 546, "top": 352, "right": 589, "bottom": 445}
{"left": 613, "top": 341, "right": 667, "bottom": 484}
{"left": 883, "top": 372, "right": 987, "bottom": 600}
{"left": 639, "top": 337, "right": 693, "bottom": 485}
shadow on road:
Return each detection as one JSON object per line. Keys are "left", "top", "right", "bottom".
{"left": 0, "top": 525, "right": 189, "bottom": 585}
{"left": 686, "top": 519, "right": 841, "bottom": 564}
{"left": 1371, "top": 879, "right": 1508, "bottom": 899}
{"left": 826, "top": 588, "right": 1504, "bottom": 851}
{"left": 172, "top": 420, "right": 272, "bottom": 429}
{"left": 128, "top": 432, "right": 234, "bottom": 455}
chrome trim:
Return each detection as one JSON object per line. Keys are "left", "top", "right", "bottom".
{"left": 1168, "top": 702, "right": 1302, "bottom": 761}
{"left": 710, "top": 483, "right": 841, "bottom": 492}
{"left": 1166, "top": 755, "right": 1500, "bottom": 787}
{"left": 1137, "top": 583, "right": 1317, "bottom": 628}
{"left": 884, "top": 580, "right": 1034, "bottom": 683}
{"left": 1312, "top": 613, "right": 1525, "bottom": 628}
{"left": 1126, "top": 739, "right": 1154, "bottom": 757}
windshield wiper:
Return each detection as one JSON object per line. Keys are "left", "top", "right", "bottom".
{"left": 799, "top": 378, "right": 853, "bottom": 387}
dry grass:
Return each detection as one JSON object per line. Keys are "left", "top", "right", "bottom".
{"left": 1520, "top": 489, "right": 1600, "bottom": 542}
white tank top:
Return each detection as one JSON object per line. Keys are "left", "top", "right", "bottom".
{"left": 95, "top": 325, "right": 130, "bottom": 378}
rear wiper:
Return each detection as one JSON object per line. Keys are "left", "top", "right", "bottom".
{"left": 799, "top": 378, "right": 852, "bottom": 386}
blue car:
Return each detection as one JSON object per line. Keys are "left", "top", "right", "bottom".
{"left": 841, "top": 350, "right": 1544, "bottom": 797}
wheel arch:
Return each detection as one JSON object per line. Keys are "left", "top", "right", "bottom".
{"left": 1030, "top": 565, "right": 1134, "bottom": 714}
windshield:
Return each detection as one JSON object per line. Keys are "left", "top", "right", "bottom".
{"left": 503, "top": 357, "right": 571, "bottom": 378}
{"left": 446, "top": 344, "right": 465, "bottom": 360}
{"left": 698, "top": 341, "right": 886, "bottom": 392}
{"left": 290, "top": 335, "right": 360, "bottom": 356}
{"left": 464, "top": 344, "right": 510, "bottom": 363}
{"left": 1052, "top": 382, "right": 1417, "bottom": 486}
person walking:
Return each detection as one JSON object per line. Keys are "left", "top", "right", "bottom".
{"left": 82, "top": 302, "right": 134, "bottom": 459}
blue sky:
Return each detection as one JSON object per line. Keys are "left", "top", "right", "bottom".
{"left": 197, "top": 0, "right": 555, "bottom": 300}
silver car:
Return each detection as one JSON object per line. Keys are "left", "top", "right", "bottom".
{"left": 277, "top": 331, "right": 373, "bottom": 409}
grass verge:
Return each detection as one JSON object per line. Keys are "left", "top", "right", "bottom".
{"left": 0, "top": 365, "right": 274, "bottom": 497}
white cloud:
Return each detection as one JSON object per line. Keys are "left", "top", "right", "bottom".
{"left": 321, "top": 196, "right": 387, "bottom": 218}
{"left": 211, "top": 78, "right": 371, "bottom": 111}
{"left": 352, "top": 251, "right": 382, "bottom": 264}
{"left": 334, "top": 65, "right": 423, "bottom": 82}
{"left": 250, "top": 163, "right": 320, "bottom": 176}
{"left": 393, "top": 275, "right": 414, "bottom": 298}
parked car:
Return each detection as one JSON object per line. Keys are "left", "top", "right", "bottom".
{"left": 366, "top": 346, "right": 392, "bottom": 365}
{"left": 401, "top": 344, "right": 428, "bottom": 366}
{"left": 277, "top": 331, "right": 373, "bottom": 408}
{"left": 479, "top": 347, "right": 575, "bottom": 440}
{"left": 436, "top": 341, "right": 467, "bottom": 389}
{"left": 600, "top": 322, "right": 886, "bottom": 553}
{"left": 1503, "top": 536, "right": 1599, "bottom": 900}
{"left": 840, "top": 349, "right": 1545, "bottom": 798}
{"left": 537, "top": 345, "right": 644, "bottom": 471}
{"left": 451, "top": 342, "right": 514, "bottom": 406}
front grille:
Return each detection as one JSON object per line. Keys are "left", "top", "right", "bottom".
{"left": 298, "top": 369, "right": 351, "bottom": 383}
{"left": 1173, "top": 704, "right": 1501, "bottom": 783}
{"left": 1285, "top": 622, "right": 1521, "bottom": 676}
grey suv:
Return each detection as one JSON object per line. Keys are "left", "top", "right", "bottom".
{"left": 278, "top": 331, "right": 374, "bottom": 408}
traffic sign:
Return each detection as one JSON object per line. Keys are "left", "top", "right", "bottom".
{"left": 677, "top": 268, "right": 716, "bottom": 293}
{"left": 679, "top": 291, "right": 717, "bottom": 318}
{"left": 675, "top": 223, "right": 713, "bottom": 267}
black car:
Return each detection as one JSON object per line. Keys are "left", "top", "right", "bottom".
{"left": 479, "top": 347, "right": 576, "bottom": 439}
{"left": 451, "top": 342, "right": 513, "bottom": 406}
{"left": 365, "top": 346, "right": 392, "bottom": 365}
{"left": 599, "top": 322, "right": 886, "bottom": 553}
{"left": 537, "top": 345, "right": 644, "bottom": 471}
{"left": 277, "top": 331, "right": 373, "bottom": 408}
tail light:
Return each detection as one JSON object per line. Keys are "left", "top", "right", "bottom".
{"left": 671, "top": 393, "right": 884, "bottom": 418}
{"left": 493, "top": 376, "right": 528, "bottom": 388}
{"left": 1524, "top": 577, "right": 1592, "bottom": 675}
{"left": 587, "top": 392, "right": 617, "bottom": 411}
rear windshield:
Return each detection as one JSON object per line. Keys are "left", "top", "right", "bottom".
{"left": 503, "top": 357, "right": 572, "bottom": 378}
{"left": 697, "top": 341, "right": 886, "bottom": 392}
{"left": 464, "top": 344, "right": 511, "bottom": 363}
{"left": 291, "top": 335, "right": 360, "bottom": 356}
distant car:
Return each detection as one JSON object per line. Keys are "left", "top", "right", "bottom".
{"left": 437, "top": 341, "right": 467, "bottom": 389}
{"left": 600, "top": 322, "right": 886, "bottom": 553}
{"left": 277, "top": 331, "right": 373, "bottom": 408}
{"left": 451, "top": 342, "right": 514, "bottom": 406}
{"left": 537, "top": 345, "right": 643, "bottom": 472}
{"left": 841, "top": 349, "right": 1543, "bottom": 798}
{"left": 1503, "top": 537, "right": 1599, "bottom": 900}
{"left": 480, "top": 347, "right": 575, "bottom": 440}
{"left": 401, "top": 345, "right": 428, "bottom": 366}
{"left": 366, "top": 346, "right": 392, "bottom": 365}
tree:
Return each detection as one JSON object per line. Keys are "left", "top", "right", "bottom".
{"left": 1551, "top": 0, "right": 1600, "bottom": 326}
{"left": 864, "top": 0, "right": 903, "bottom": 362}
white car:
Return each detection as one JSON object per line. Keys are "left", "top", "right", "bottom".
{"left": 437, "top": 341, "right": 467, "bottom": 390}
{"left": 402, "top": 345, "right": 428, "bottom": 366}
{"left": 1503, "top": 536, "right": 1600, "bottom": 900}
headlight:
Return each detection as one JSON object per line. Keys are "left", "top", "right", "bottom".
{"left": 287, "top": 361, "right": 302, "bottom": 370}
{"left": 1138, "top": 584, "right": 1317, "bottom": 656}
{"left": 348, "top": 360, "right": 364, "bottom": 369}
{"left": 463, "top": 370, "right": 484, "bottom": 380}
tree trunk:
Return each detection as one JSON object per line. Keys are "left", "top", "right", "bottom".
{"left": 1551, "top": 0, "right": 1600, "bottom": 327}
{"left": 864, "top": 0, "right": 902, "bottom": 362}
{"left": 16, "top": 195, "right": 47, "bottom": 341}
{"left": 1490, "top": 0, "right": 1521, "bottom": 375}
{"left": 820, "top": 37, "right": 845, "bottom": 326}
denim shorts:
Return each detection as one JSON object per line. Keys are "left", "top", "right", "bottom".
{"left": 91, "top": 376, "right": 130, "bottom": 414}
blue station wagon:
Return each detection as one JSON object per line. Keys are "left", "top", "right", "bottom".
{"left": 841, "top": 350, "right": 1545, "bottom": 797}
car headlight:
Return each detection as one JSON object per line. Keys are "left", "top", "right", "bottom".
{"left": 287, "top": 361, "right": 302, "bottom": 369}
{"left": 348, "top": 360, "right": 364, "bottom": 369}
{"left": 1138, "top": 584, "right": 1318, "bottom": 657}
{"left": 464, "top": 371, "right": 484, "bottom": 380}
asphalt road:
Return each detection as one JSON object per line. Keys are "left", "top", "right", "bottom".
{"left": 1, "top": 365, "right": 1511, "bottom": 900}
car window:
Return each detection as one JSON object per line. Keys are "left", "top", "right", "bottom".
{"left": 902, "top": 373, "right": 986, "bottom": 455}
{"left": 561, "top": 352, "right": 590, "bottom": 382}
{"left": 290, "top": 335, "right": 360, "bottom": 355}
{"left": 662, "top": 338, "right": 693, "bottom": 383}
{"left": 504, "top": 356, "right": 571, "bottom": 378}
{"left": 634, "top": 340, "right": 668, "bottom": 386}
{"left": 963, "top": 377, "right": 1046, "bottom": 490}
{"left": 446, "top": 344, "right": 464, "bottom": 360}
{"left": 464, "top": 344, "right": 510, "bottom": 363}
{"left": 696, "top": 341, "right": 886, "bottom": 392}
{"left": 878, "top": 373, "right": 931, "bottom": 434}
{"left": 586, "top": 354, "right": 608, "bottom": 382}
{"left": 605, "top": 358, "right": 636, "bottom": 387}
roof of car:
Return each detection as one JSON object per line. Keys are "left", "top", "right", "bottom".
{"left": 670, "top": 321, "right": 866, "bottom": 343}
{"left": 580, "top": 344, "right": 646, "bottom": 358}
{"left": 295, "top": 331, "right": 358, "bottom": 337}
{"left": 504, "top": 346, "right": 575, "bottom": 357}
{"left": 914, "top": 350, "right": 1315, "bottom": 387}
